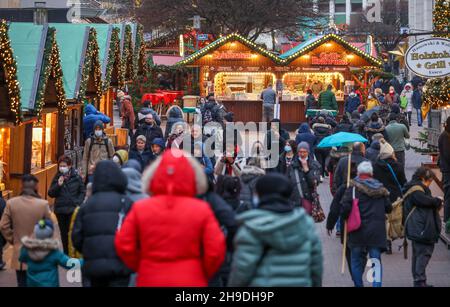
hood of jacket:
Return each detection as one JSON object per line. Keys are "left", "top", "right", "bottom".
{"left": 241, "top": 165, "right": 265, "bottom": 184}
{"left": 403, "top": 180, "right": 430, "bottom": 195}
{"left": 352, "top": 177, "right": 389, "bottom": 198}
{"left": 313, "top": 123, "right": 331, "bottom": 135}
{"left": 92, "top": 160, "right": 128, "bottom": 194}
{"left": 142, "top": 149, "right": 208, "bottom": 197}
{"left": 85, "top": 104, "right": 99, "bottom": 116}
{"left": 167, "top": 105, "right": 183, "bottom": 119}
{"left": 298, "top": 123, "right": 311, "bottom": 134}
{"left": 21, "top": 236, "right": 59, "bottom": 262}
{"left": 122, "top": 167, "right": 143, "bottom": 195}
{"left": 237, "top": 208, "right": 310, "bottom": 252}
{"left": 369, "top": 141, "right": 381, "bottom": 151}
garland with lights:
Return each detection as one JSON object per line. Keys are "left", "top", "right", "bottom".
{"left": 122, "top": 25, "right": 134, "bottom": 83}
{"left": 103, "top": 27, "right": 121, "bottom": 91}
{"left": 0, "top": 20, "right": 22, "bottom": 124}
{"left": 78, "top": 28, "right": 102, "bottom": 103}
{"left": 34, "top": 27, "right": 66, "bottom": 118}
{"left": 133, "top": 24, "right": 147, "bottom": 78}
{"left": 433, "top": 0, "right": 450, "bottom": 39}
{"left": 179, "top": 33, "right": 283, "bottom": 66}
{"left": 423, "top": 76, "right": 450, "bottom": 108}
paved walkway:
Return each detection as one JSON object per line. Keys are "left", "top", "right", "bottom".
{"left": 1, "top": 111, "right": 449, "bottom": 287}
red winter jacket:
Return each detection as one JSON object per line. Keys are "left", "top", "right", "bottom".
{"left": 115, "top": 149, "right": 226, "bottom": 287}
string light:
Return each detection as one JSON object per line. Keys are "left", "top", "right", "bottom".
{"left": 34, "top": 27, "right": 66, "bottom": 119}
{"left": 0, "top": 20, "right": 22, "bottom": 125}
{"left": 133, "top": 24, "right": 147, "bottom": 79}
{"left": 433, "top": 0, "right": 450, "bottom": 39}
{"left": 121, "top": 24, "right": 134, "bottom": 85}
{"left": 103, "top": 27, "right": 121, "bottom": 91}
{"left": 78, "top": 28, "right": 102, "bottom": 103}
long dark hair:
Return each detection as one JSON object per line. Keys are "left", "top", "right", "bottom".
{"left": 412, "top": 167, "right": 433, "bottom": 182}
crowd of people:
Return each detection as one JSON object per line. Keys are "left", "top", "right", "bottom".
{"left": 0, "top": 76, "right": 448, "bottom": 288}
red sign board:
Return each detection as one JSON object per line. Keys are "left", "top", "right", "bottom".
{"left": 213, "top": 52, "right": 253, "bottom": 60}
{"left": 311, "top": 52, "right": 349, "bottom": 66}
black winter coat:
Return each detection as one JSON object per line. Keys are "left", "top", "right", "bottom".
{"left": 332, "top": 153, "right": 367, "bottom": 195}
{"left": 403, "top": 181, "right": 442, "bottom": 244}
{"left": 133, "top": 124, "right": 164, "bottom": 150}
{"left": 239, "top": 166, "right": 265, "bottom": 211}
{"left": 128, "top": 149, "right": 154, "bottom": 171}
{"left": 72, "top": 161, "right": 133, "bottom": 279}
{"left": 373, "top": 158, "right": 407, "bottom": 203}
{"left": 48, "top": 169, "right": 86, "bottom": 215}
{"left": 287, "top": 158, "right": 321, "bottom": 205}
{"left": 276, "top": 153, "right": 295, "bottom": 175}
{"left": 365, "top": 142, "right": 380, "bottom": 163}
{"left": 438, "top": 130, "right": 450, "bottom": 173}
{"left": 342, "top": 179, "right": 392, "bottom": 250}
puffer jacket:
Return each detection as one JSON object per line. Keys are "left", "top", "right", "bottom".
{"left": 344, "top": 95, "right": 361, "bottom": 114}
{"left": 403, "top": 181, "right": 442, "bottom": 244}
{"left": 136, "top": 107, "right": 161, "bottom": 126}
{"left": 228, "top": 198, "right": 322, "bottom": 287}
{"left": 48, "top": 168, "right": 86, "bottom": 215}
{"left": 83, "top": 104, "right": 110, "bottom": 140}
{"left": 19, "top": 237, "right": 75, "bottom": 287}
{"left": 239, "top": 165, "right": 265, "bottom": 212}
{"left": 295, "top": 123, "right": 317, "bottom": 150}
{"left": 287, "top": 158, "right": 321, "bottom": 205}
{"left": 341, "top": 177, "right": 392, "bottom": 250}
{"left": 122, "top": 167, "right": 148, "bottom": 203}
{"left": 318, "top": 90, "right": 338, "bottom": 110}
{"left": 133, "top": 123, "right": 164, "bottom": 150}
{"left": 72, "top": 160, "right": 132, "bottom": 279}
{"left": 312, "top": 123, "right": 332, "bottom": 143}
{"left": 365, "top": 141, "right": 381, "bottom": 163}
{"left": 365, "top": 121, "right": 386, "bottom": 144}
{"left": 115, "top": 150, "right": 226, "bottom": 287}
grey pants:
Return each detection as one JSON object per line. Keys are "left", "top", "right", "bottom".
{"left": 443, "top": 172, "right": 450, "bottom": 223}
{"left": 263, "top": 104, "right": 274, "bottom": 123}
{"left": 412, "top": 241, "right": 435, "bottom": 283}
{"left": 395, "top": 151, "right": 405, "bottom": 170}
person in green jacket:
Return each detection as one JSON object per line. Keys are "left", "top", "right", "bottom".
{"left": 19, "top": 219, "right": 82, "bottom": 287}
{"left": 318, "top": 85, "right": 338, "bottom": 111}
{"left": 228, "top": 173, "right": 323, "bottom": 287}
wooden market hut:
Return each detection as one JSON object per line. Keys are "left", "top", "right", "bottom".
{"left": 179, "top": 33, "right": 383, "bottom": 127}
{"left": 5, "top": 22, "right": 67, "bottom": 199}
{"left": 178, "top": 33, "right": 283, "bottom": 123}
{"left": 50, "top": 23, "right": 103, "bottom": 173}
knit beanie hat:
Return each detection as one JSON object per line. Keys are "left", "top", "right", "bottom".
{"left": 94, "top": 120, "right": 104, "bottom": 130}
{"left": 34, "top": 219, "right": 54, "bottom": 240}
{"left": 256, "top": 173, "right": 293, "bottom": 199}
{"left": 297, "top": 141, "right": 310, "bottom": 153}
{"left": 378, "top": 140, "right": 395, "bottom": 160}
{"left": 114, "top": 150, "right": 129, "bottom": 165}
{"left": 136, "top": 135, "right": 147, "bottom": 143}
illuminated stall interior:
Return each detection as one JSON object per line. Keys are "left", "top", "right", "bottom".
{"left": 282, "top": 72, "right": 345, "bottom": 101}
{"left": 214, "top": 72, "right": 277, "bottom": 100}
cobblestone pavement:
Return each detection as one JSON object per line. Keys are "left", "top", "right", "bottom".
{"left": 1, "top": 112, "right": 449, "bottom": 287}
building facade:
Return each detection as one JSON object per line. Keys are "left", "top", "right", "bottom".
{"left": 408, "top": 0, "right": 435, "bottom": 44}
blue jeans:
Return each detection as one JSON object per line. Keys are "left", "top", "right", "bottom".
{"left": 416, "top": 108, "right": 423, "bottom": 126}
{"left": 351, "top": 247, "right": 382, "bottom": 287}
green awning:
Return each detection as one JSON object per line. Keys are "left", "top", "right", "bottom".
{"left": 88, "top": 24, "right": 111, "bottom": 79}
{"left": 50, "top": 23, "right": 90, "bottom": 100}
{"left": 8, "top": 22, "right": 44, "bottom": 111}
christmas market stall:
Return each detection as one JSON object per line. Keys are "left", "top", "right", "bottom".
{"left": 178, "top": 33, "right": 283, "bottom": 123}
{"left": 50, "top": 23, "right": 103, "bottom": 173}
{"left": 0, "top": 20, "right": 22, "bottom": 199}
{"left": 178, "top": 33, "right": 382, "bottom": 125}
{"left": 6, "top": 22, "right": 66, "bottom": 200}
{"left": 278, "top": 34, "right": 383, "bottom": 123}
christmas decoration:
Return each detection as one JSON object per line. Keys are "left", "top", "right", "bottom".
{"left": 122, "top": 24, "right": 134, "bottom": 84}
{"left": 423, "top": 76, "right": 450, "bottom": 108}
{"left": 78, "top": 28, "right": 102, "bottom": 103}
{"left": 0, "top": 20, "right": 22, "bottom": 124}
{"left": 34, "top": 27, "right": 66, "bottom": 118}
{"left": 133, "top": 24, "right": 147, "bottom": 79}
{"left": 433, "top": 0, "right": 450, "bottom": 39}
{"left": 103, "top": 27, "right": 121, "bottom": 91}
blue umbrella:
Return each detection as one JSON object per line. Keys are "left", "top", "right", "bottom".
{"left": 317, "top": 132, "right": 368, "bottom": 148}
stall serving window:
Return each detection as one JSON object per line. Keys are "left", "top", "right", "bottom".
{"left": 282, "top": 72, "right": 345, "bottom": 101}
{"left": 0, "top": 128, "right": 10, "bottom": 191}
{"left": 32, "top": 113, "right": 57, "bottom": 169}
{"left": 214, "top": 72, "right": 276, "bottom": 100}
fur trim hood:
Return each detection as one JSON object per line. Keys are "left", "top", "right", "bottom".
{"left": 21, "top": 236, "right": 60, "bottom": 262}
{"left": 142, "top": 149, "right": 208, "bottom": 197}
{"left": 351, "top": 179, "right": 390, "bottom": 198}
{"left": 312, "top": 123, "right": 331, "bottom": 130}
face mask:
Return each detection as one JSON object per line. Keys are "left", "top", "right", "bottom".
{"left": 368, "top": 95, "right": 373, "bottom": 99}
{"left": 252, "top": 195, "right": 260, "bottom": 208}
{"left": 112, "top": 156, "right": 121, "bottom": 165}
{"left": 59, "top": 167, "right": 69, "bottom": 174}
{"left": 95, "top": 130, "right": 103, "bottom": 138}
{"left": 284, "top": 146, "right": 292, "bottom": 153}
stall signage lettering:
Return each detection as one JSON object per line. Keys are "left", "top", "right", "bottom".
{"left": 405, "top": 38, "right": 450, "bottom": 78}
{"left": 311, "top": 52, "right": 348, "bottom": 66}
{"left": 213, "top": 52, "right": 253, "bottom": 60}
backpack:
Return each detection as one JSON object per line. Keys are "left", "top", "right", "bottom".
{"left": 86, "top": 137, "right": 112, "bottom": 177}
{"left": 387, "top": 185, "right": 424, "bottom": 241}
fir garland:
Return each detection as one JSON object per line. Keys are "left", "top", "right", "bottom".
{"left": 121, "top": 25, "right": 134, "bottom": 84}
{"left": 0, "top": 20, "right": 22, "bottom": 124}
{"left": 34, "top": 27, "right": 66, "bottom": 118}
{"left": 78, "top": 28, "right": 102, "bottom": 103}
{"left": 433, "top": 0, "right": 450, "bottom": 39}
{"left": 103, "top": 27, "right": 121, "bottom": 91}
{"left": 133, "top": 24, "right": 147, "bottom": 79}
{"left": 423, "top": 76, "right": 450, "bottom": 108}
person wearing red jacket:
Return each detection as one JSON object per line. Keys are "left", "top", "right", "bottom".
{"left": 115, "top": 149, "right": 226, "bottom": 287}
